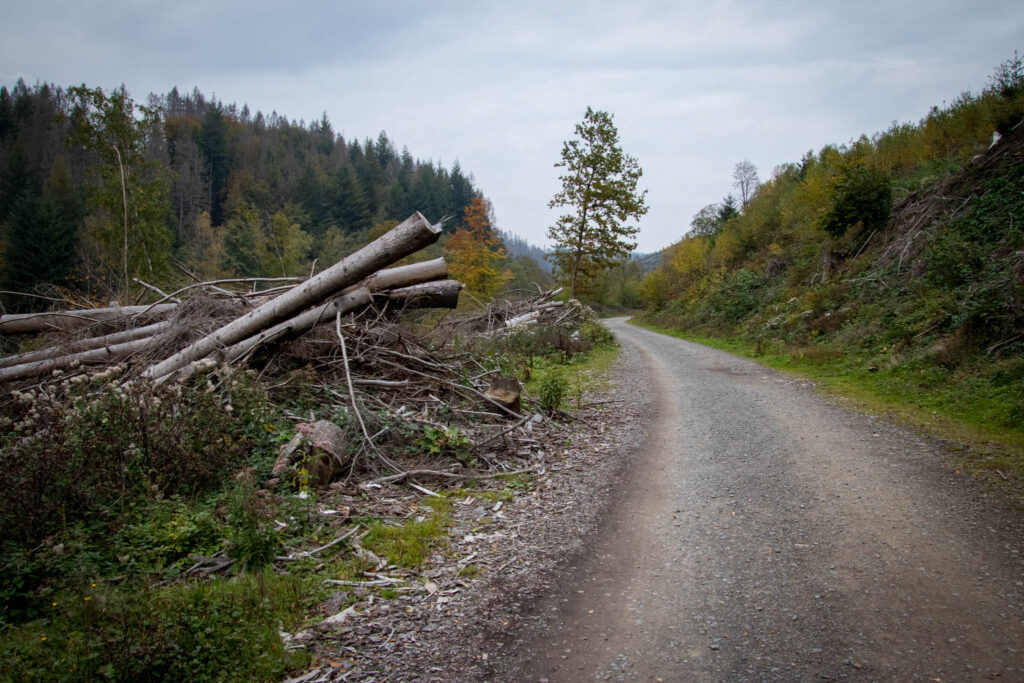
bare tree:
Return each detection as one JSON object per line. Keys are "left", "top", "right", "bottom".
{"left": 732, "top": 160, "right": 759, "bottom": 208}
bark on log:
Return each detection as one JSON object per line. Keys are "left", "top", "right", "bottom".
{"left": 379, "top": 280, "right": 464, "bottom": 309}
{"left": 143, "top": 212, "right": 441, "bottom": 382}
{"left": 343, "top": 257, "right": 448, "bottom": 294}
{"left": 0, "top": 304, "right": 176, "bottom": 335}
{"left": 0, "top": 335, "right": 157, "bottom": 383}
{"left": 271, "top": 420, "right": 350, "bottom": 488}
{"left": 506, "top": 301, "right": 563, "bottom": 327}
{"left": 219, "top": 280, "right": 462, "bottom": 368}
{"left": 506, "top": 311, "right": 539, "bottom": 327}
{"left": 219, "top": 288, "right": 374, "bottom": 365}
{"left": 0, "top": 321, "right": 169, "bottom": 370}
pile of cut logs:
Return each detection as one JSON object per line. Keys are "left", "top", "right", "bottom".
{"left": 0, "top": 212, "right": 461, "bottom": 385}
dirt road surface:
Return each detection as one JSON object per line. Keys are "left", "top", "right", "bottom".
{"left": 497, "top": 319, "right": 1024, "bottom": 682}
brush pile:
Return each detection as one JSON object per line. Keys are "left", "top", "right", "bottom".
{"left": 0, "top": 211, "right": 591, "bottom": 485}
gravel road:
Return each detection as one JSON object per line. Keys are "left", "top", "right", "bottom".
{"left": 497, "top": 318, "right": 1024, "bottom": 682}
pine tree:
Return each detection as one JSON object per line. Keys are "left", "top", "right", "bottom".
{"left": 448, "top": 161, "right": 476, "bottom": 229}
{"left": 548, "top": 107, "right": 648, "bottom": 299}
{"left": 4, "top": 158, "right": 82, "bottom": 298}
{"left": 197, "top": 103, "right": 232, "bottom": 225}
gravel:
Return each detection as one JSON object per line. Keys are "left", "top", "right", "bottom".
{"left": 295, "top": 330, "right": 653, "bottom": 682}
{"left": 298, "top": 318, "right": 1024, "bottom": 682}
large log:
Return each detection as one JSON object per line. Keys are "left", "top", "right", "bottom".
{"left": 344, "top": 257, "right": 448, "bottom": 295}
{"left": 143, "top": 212, "right": 441, "bottom": 382}
{"left": 0, "top": 304, "right": 176, "bottom": 335}
{"left": 219, "top": 288, "right": 374, "bottom": 364}
{"left": 218, "top": 261, "right": 455, "bottom": 366}
{"left": 219, "top": 280, "right": 463, "bottom": 368}
{"left": 379, "top": 280, "right": 464, "bottom": 309}
{"left": 0, "top": 335, "right": 156, "bottom": 383}
{"left": 0, "top": 321, "right": 169, "bottom": 369}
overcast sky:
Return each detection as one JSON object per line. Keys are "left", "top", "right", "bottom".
{"left": 3, "top": 1, "right": 1022, "bottom": 252}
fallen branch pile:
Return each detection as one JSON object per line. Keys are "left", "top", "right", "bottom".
{"left": 0, "top": 213, "right": 456, "bottom": 384}
{"left": 0, "top": 210, "right": 588, "bottom": 486}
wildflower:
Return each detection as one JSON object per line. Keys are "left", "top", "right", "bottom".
{"left": 83, "top": 596, "right": 91, "bottom": 601}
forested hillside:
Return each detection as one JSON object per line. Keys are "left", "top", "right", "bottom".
{"left": 0, "top": 82, "right": 480, "bottom": 309}
{"left": 641, "top": 53, "right": 1024, "bottom": 453}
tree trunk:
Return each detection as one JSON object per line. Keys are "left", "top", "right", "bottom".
{"left": 0, "top": 304, "right": 177, "bottom": 334}
{"left": 483, "top": 377, "right": 521, "bottom": 414}
{"left": 0, "top": 335, "right": 157, "bottom": 383}
{"left": 0, "top": 321, "right": 169, "bottom": 369}
{"left": 143, "top": 212, "right": 441, "bottom": 382}
{"left": 343, "top": 257, "right": 448, "bottom": 294}
{"left": 218, "top": 288, "right": 374, "bottom": 365}
{"left": 379, "top": 280, "right": 463, "bottom": 309}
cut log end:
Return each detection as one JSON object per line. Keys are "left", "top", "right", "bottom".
{"left": 483, "top": 377, "right": 522, "bottom": 414}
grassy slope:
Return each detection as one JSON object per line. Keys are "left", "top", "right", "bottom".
{"left": 638, "top": 75, "right": 1024, "bottom": 499}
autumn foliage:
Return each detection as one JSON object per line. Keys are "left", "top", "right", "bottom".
{"left": 444, "top": 196, "right": 512, "bottom": 300}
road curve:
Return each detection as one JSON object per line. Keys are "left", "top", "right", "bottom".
{"left": 502, "top": 318, "right": 1024, "bottom": 681}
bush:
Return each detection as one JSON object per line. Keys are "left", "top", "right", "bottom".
{"left": 817, "top": 163, "right": 893, "bottom": 238}
{"left": 536, "top": 372, "right": 568, "bottom": 412}
{"left": 0, "top": 369, "right": 267, "bottom": 545}
{"left": 0, "top": 572, "right": 307, "bottom": 682}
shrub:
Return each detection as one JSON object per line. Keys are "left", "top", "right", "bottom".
{"left": 817, "top": 163, "right": 893, "bottom": 238}
{"left": 536, "top": 372, "right": 568, "bottom": 412}
{"left": 0, "top": 370, "right": 267, "bottom": 545}
{"left": 417, "top": 425, "right": 472, "bottom": 463}
{"left": 0, "top": 572, "right": 307, "bottom": 682}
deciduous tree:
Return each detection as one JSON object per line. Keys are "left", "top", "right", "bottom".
{"left": 548, "top": 107, "right": 648, "bottom": 299}
{"left": 444, "top": 196, "right": 511, "bottom": 300}
{"left": 67, "top": 85, "right": 173, "bottom": 288}
{"left": 732, "top": 160, "right": 759, "bottom": 208}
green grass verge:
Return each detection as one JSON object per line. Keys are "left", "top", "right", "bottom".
{"left": 524, "top": 343, "right": 620, "bottom": 412}
{"left": 630, "top": 318, "right": 1024, "bottom": 495}
{"left": 363, "top": 496, "right": 452, "bottom": 567}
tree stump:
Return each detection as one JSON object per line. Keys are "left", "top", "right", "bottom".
{"left": 484, "top": 377, "right": 521, "bottom": 414}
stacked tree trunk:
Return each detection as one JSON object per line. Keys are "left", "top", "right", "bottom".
{"left": 0, "top": 212, "right": 462, "bottom": 384}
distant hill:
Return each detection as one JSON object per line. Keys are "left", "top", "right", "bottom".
{"left": 632, "top": 251, "right": 662, "bottom": 272}
{"left": 499, "top": 232, "right": 553, "bottom": 275}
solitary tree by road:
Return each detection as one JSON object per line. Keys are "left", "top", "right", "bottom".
{"left": 548, "top": 107, "right": 648, "bottom": 299}
{"left": 732, "top": 159, "right": 759, "bottom": 208}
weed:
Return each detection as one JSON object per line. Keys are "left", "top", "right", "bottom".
{"left": 417, "top": 425, "right": 473, "bottom": 464}
{"left": 363, "top": 497, "right": 451, "bottom": 567}
{"left": 536, "top": 372, "right": 568, "bottom": 412}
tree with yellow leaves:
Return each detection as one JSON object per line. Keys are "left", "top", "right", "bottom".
{"left": 444, "top": 196, "right": 512, "bottom": 300}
